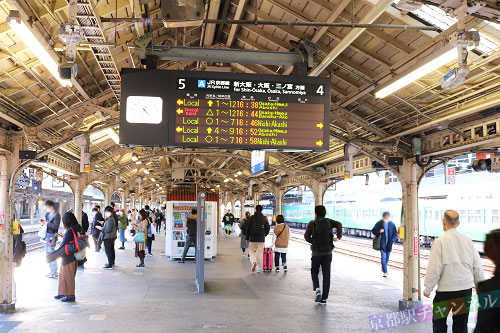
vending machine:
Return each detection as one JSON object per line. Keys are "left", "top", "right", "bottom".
{"left": 165, "top": 200, "right": 217, "bottom": 259}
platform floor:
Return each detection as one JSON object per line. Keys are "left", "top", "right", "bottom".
{"left": 0, "top": 231, "right": 450, "bottom": 332}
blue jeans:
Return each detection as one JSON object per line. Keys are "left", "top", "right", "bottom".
{"left": 380, "top": 249, "right": 391, "bottom": 273}
{"left": 45, "top": 242, "right": 57, "bottom": 276}
{"left": 274, "top": 252, "right": 287, "bottom": 268}
{"left": 119, "top": 228, "right": 126, "bottom": 243}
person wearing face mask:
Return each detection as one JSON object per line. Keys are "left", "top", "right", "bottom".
{"left": 371, "top": 212, "right": 398, "bottom": 278}
{"left": 40, "top": 200, "right": 61, "bottom": 279}
{"left": 118, "top": 209, "right": 128, "bottom": 250}
{"left": 96, "top": 206, "right": 117, "bottom": 269}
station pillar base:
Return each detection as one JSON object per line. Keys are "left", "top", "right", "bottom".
{"left": 0, "top": 302, "right": 15, "bottom": 313}
{"left": 399, "top": 299, "right": 423, "bottom": 310}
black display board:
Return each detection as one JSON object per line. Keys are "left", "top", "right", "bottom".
{"left": 120, "top": 69, "right": 330, "bottom": 151}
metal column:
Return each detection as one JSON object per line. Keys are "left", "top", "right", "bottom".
{"left": 400, "top": 162, "right": 422, "bottom": 309}
{"left": 196, "top": 191, "right": 206, "bottom": 293}
{"left": 0, "top": 155, "right": 14, "bottom": 312}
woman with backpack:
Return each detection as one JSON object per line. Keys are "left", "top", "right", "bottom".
{"left": 53, "top": 212, "right": 82, "bottom": 302}
{"left": 272, "top": 215, "right": 290, "bottom": 272}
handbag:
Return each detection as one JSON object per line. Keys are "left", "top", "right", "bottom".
{"left": 38, "top": 224, "right": 47, "bottom": 239}
{"left": 133, "top": 231, "right": 145, "bottom": 243}
{"left": 373, "top": 236, "right": 381, "bottom": 250}
{"left": 64, "top": 228, "right": 89, "bottom": 261}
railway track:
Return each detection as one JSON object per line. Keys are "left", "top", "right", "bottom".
{"left": 289, "top": 230, "right": 496, "bottom": 275}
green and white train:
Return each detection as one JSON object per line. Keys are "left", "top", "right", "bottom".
{"left": 282, "top": 172, "right": 500, "bottom": 244}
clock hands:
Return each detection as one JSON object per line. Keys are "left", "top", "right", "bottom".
{"left": 142, "top": 107, "right": 150, "bottom": 116}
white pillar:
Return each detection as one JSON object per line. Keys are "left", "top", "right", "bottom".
{"left": 400, "top": 161, "right": 422, "bottom": 309}
{"left": 72, "top": 178, "right": 84, "bottom": 225}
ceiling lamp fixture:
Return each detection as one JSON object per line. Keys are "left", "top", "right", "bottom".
{"left": 223, "top": 178, "right": 229, "bottom": 183}
{"left": 151, "top": 178, "right": 156, "bottom": 182}
{"left": 136, "top": 161, "right": 142, "bottom": 165}
{"left": 143, "top": 169, "right": 150, "bottom": 175}
{"left": 234, "top": 173, "right": 239, "bottom": 177}
{"left": 237, "top": 171, "right": 243, "bottom": 175}
{"left": 131, "top": 153, "right": 138, "bottom": 162}
{"left": 375, "top": 31, "right": 480, "bottom": 98}
{"left": 7, "top": 10, "right": 72, "bottom": 87}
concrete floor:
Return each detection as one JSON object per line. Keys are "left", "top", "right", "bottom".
{"left": 0, "top": 231, "right": 449, "bottom": 332}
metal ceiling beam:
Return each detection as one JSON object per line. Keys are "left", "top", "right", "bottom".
{"left": 226, "top": 0, "right": 247, "bottom": 47}
{"left": 146, "top": 46, "right": 304, "bottom": 66}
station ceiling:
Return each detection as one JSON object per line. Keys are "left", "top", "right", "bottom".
{"left": 1, "top": 0, "right": 500, "bottom": 196}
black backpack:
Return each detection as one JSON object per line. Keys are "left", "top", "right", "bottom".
{"left": 250, "top": 214, "right": 266, "bottom": 236}
{"left": 311, "top": 218, "right": 334, "bottom": 253}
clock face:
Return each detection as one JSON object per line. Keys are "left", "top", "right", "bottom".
{"left": 126, "top": 96, "right": 163, "bottom": 124}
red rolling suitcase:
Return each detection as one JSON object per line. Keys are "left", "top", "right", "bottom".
{"left": 263, "top": 248, "right": 273, "bottom": 272}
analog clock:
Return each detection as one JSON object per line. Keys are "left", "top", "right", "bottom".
{"left": 126, "top": 96, "right": 163, "bottom": 124}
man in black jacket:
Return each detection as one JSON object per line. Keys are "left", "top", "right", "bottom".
{"left": 179, "top": 208, "right": 197, "bottom": 263}
{"left": 304, "top": 205, "right": 342, "bottom": 304}
{"left": 82, "top": 211, "right": 89, "bottom": 234}
{"left": 222, "top": 209, "right": 235, "bottom": 236}
{"left": 40, "top": 200, "right": 61, "bottom": 278}
{"left": 91, "top": 206, "right": 104, "bottom": 252}
{"left": 246, "top": 205, "right": 270, "bottom": 273}
{"left": 371, "top": 212, "right": 398, "bottom": 278}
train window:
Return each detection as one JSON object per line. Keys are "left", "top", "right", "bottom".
{"left": 492, "top": 210, "right": 499, "bottom": 224}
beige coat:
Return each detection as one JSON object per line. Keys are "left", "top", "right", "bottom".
{"left": 133, "top": 219, "right": 148, "bottom": 251}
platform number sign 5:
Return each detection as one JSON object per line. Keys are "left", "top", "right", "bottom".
{"left": 316, "top": 85, "right": 324, "bottom": 95}
{"left": 178, "top": 79, "right": 186, "bottom": 90}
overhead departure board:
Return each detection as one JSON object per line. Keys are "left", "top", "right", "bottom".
{"left": 120, "top": 69, "right": 330, "bottom": 151}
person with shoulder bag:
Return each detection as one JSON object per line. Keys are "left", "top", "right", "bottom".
{"left": 52, "top": 212, "right": 82, "bottom": 302}
{"left": 273, "top": 215, "right": 290, "bottom": 273}
{"left": 40, "top": 200, "right": 61, "bottom": 279}
{"left": 132, "top": 209, "right": 148, "bottom": 267}
{"left": 95, "top": 206, "right": 117, "bottom": 270}
{"left": 304, "top": 205, "right": 343, "bottom": 305}
{"left": 12, "top": 222, "right": 26, "bottom": 302}
{"left": 371, "top": 212, "right": 398, "bottom": 278}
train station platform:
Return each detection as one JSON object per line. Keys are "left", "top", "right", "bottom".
{"left": 2, "top": 233, "right": 438, "bottom": 332}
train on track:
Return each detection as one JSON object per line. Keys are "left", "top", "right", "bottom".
{"left": 282, "top": 171, "right": 500, "bottom": 245}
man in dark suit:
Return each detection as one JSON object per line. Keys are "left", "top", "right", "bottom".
{"left": 40, "top": 200, "right": 61, "bottom": 278}
{"left": 372, "top": 212, "right": 398, "bottom": 278}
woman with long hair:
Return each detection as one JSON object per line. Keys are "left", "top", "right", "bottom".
{"left": 54, "top": 212, "right": 82, "bottom": 302}
{"left": 132, "top": 209, "right": 148, "bottom": 267}
{"left": 474, "top": 229, "right": 500, "bottom": 332}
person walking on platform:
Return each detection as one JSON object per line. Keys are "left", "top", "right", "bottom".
{"left": 40, "top": 200, "right": 61, "bottom": 279}
{"left": 246, "top": 205, "right": 270, "bottom": 273}
{"left": 96, "top": 206, "right": 117, "bottom": 269}
{"left": 52, "top": 212, "right": 82, "bottom": 302}
{"left": 304, "top": 205, "right": 342, "bottom": 305}
{"left": 82, "top": 210, "right": 89, "bottom": 235}
{"left": 371, "top": 212, "right": 398, "bottom": 278}
{"left": 110, "top": 202, "right": 119, "bottom": 231}
{"left": 239, "top": 211, "right": 251, "bottom": 256}
{"left": 474, "top": 228, "right": 500, "bottom": 332}
{"left": 155, "top": 209, "right": 162, "bottom": 233}
{"left": 146, "top": 213, "right": 154, "bottom": 256}
{"left": 179, "top": 208, "right": 197, "bottom": 263}
{"left": 222, "top": 209, "right": 235, "bottom": 237}
{"left": 132, "top": 209, "right": 148, "bottom": 267}
{"left": 273, "top": 215, "right": 290, "bottom": 273}
{"left": 91, "top": 206, "right": 104, "bottom": 252}
{"left": 118, "top": 209, "right": 128, "bottom": 250}
{"left": 423, "top": 210, "right": 485, "bottom": 333}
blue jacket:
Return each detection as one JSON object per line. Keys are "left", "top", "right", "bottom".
{"left": 372, "top": 220, "right": 398, "bottom": 252}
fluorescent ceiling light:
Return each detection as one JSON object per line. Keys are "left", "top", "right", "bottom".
{"left": 143, "top": 169, "right": 150, "bottom": 175}
{"left": 106, "top": 128, "right": 119, "bottom": 144}
{"left": 234, "top": 174, "right": 238, "bottom": 177}
{"left": 136, "top": 161, "right": 142, "bottom": 165}
{"left": 375, "top": 48, "right": 457, "bottom": 98}
{"left": 237, "top": 171, "right": 243, "bottom": 175}
{"left": 7, "top": 11, "right": 72, "bottom": 87}
{"left": 151, "top": 178, "right": 156, "bottom": 182}
{"left": 223, "top": 178, "right": 230, "bottom": 182}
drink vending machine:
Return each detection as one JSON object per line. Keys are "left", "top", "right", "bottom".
{"left": 165, "top": 200, "right": 217, "bottom": 259}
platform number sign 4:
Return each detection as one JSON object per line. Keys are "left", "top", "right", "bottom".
{"left": 126, "top": 96, "right": 163, "bottom": 124}
{"left": 316, "top": 85, "right": 324, "bottom": 95}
